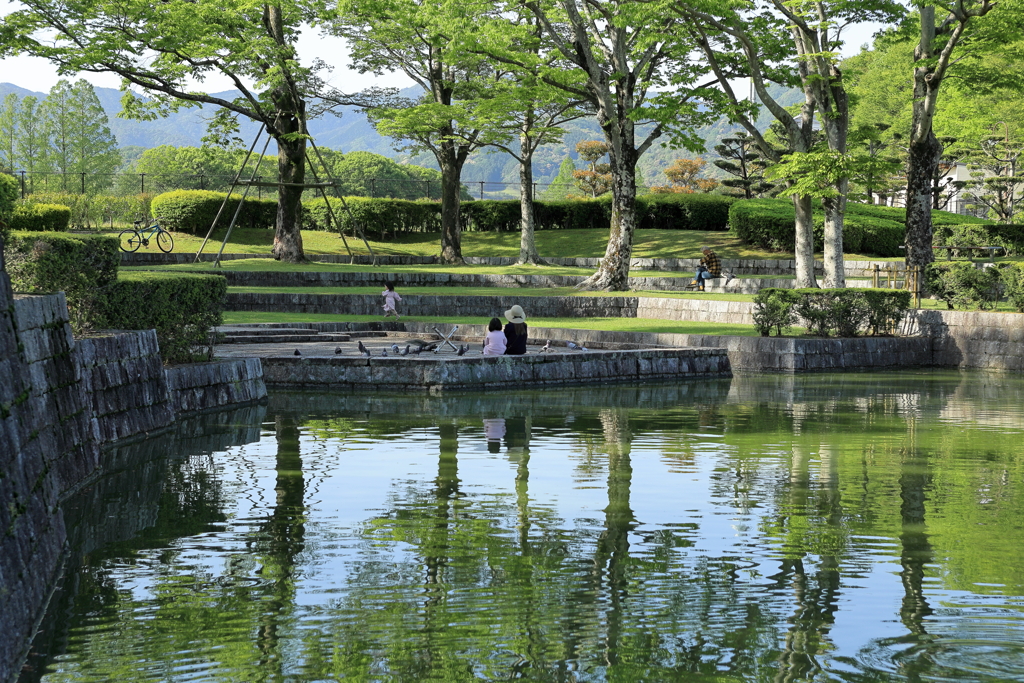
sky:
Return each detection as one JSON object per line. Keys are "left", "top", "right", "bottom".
{"left": 0, "top": 0, "right": 885, "bottom": 97}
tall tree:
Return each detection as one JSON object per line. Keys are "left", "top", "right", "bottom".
{"left": 3, "top": 0, "right": 343, "bottom": 262}
{"left": 904, "top": 0, "right": 1000, "bottom": 270}
{"left": 676, "top": 0, "right": 904, "bottom": 288}
{"left": 0, "top": 94, "right": 18, "bottom": 173}
{"left": 69, "top": 80, "right": 121, "bottom": 194}
{"left": 493, "top": 0, "right": 715, "bottom": 290}
{"left": 329, "top": 0, "right": 502, "bottom": 265}
{"left": 40, "top": 80, "right": 77, "bottom": 190}
{"left": 15, "top": 96, "right": 46, "bottom": 192}
{"left": 468, "top": 10, "right": 587, "bottom": 265}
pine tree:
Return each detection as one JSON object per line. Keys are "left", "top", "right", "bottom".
{"left": 713, "top": 133, "right": 774, "bottom": 199}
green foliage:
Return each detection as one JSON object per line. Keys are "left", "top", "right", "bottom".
{"left": 151, "top": 190, "right": 277, "bottom": 234}
{"left": 101, "top": 272, "right": 226, "bottom": 364}
{"left": 925, "top": 262, "right": 1002, "bottom": 310}
{"left": 752, "top": 288, "right": 799, "bottom": 336}
{"left": 23, "top": 192, "right": 156, "bottom": 228}
{"left": 0, "top": 172, "right": 17, "bottom": 242}
{"left": 462, "top": 200, "right": 521, "bottom": 232}
{"left": 636, "top": 193, "right": 736, "bottom": 231}
{"left": 934, "top": 223, "right": 1024, "bottom": 256}
{"left": 861, "top": 289, "right": 913, "bottom": 336}
{"left": 755, "top": 287, "right": 911, "bottom": 337}
{"left": 999, "top": 263, "right": 1024, "bottom": 312}
{"left": 302, "top": 197, "right": 442, "bottom": 235}
{"left": 3, "top": 231, "right": 119, "bottom": 332}
{"left": 730, "top": 198, "right": 973, "bottom": 256}
{"left": 10, "top": 203, "right": 72, "bottom": 232}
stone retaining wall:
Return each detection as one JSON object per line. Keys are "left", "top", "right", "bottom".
{"left": 122, "top": 252, "right": 902, "bottom": 278}
{"left": 165, "top": 358, "right": 267, "bottom": 415}
{"left": 910, "top": 309, "right": 1024, "bottom": 373}
{"left": 0, "top": 281, "right": 267, "bottom": 683}
{"left": 226, "top": 292, "right": 758, "bottom": 325}
{"left": 76, "top": 330, "right": 174, "bottom": 443}
{"left": 262, "top": 347, "right": 730, "bottom": 391}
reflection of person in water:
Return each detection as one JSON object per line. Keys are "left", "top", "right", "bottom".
{"left": 504, "top": 416, "right": 530, "bottom": 453}
{"left": 483, "top": 418, "right": 506, "bottom": 453}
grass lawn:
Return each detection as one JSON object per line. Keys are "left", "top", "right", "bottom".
{"left": 108, "top": 227, "right": 906, "bottom": 262}
{"left": 225, "top": 285, "right": 757, "bottom": 301}
{"left": 220, "top": 311, "right": 763, "bottom": 336}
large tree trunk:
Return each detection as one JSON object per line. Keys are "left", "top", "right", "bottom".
{"left": 437, "top": 140, "right": 465, "bottom": 265}
{"left": 517, "top": 139, "right": 543, "bottom": 265}
{"left": 906, "top": 130, "right": 942, "bottom": 270}
{"left": 271, "top": 117, "right": 306, "bottom": 263}
{"left": 577, "top": 144, "right": 637, "bottom": 291}
{"left": 821, "top": 187, "right": 847, "bottom": 289}
{"left": 794, "top": 194, "right": 817, "bottom": 288}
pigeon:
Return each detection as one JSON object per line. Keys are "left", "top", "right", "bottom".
{"left": 381, "top": 349, "right": 388, "bottom": 357}
{"left": 293, "top": 349, "right": 301, "bottom": 356}
{"left": 360, "top": 344, "right": 372, "bottom": 358}
{"left": 541, "top": 340, "right": 551, "bottom": 353}
{"left": 391, "top": 343, "right": 400, "bottom": 354}
{"left": 580, "top": 346, "right": 589, "bottom": 352}
{"left": 357, "top": 340, "right": 368, "bottom": 354}
{"left": 456, "top": 344, "right": 467, "bottom": 356}
{"left": 411, "top": 346, "right": 422, "bottom": 355}
{"left": 334, "top": 346, "right": 343, "bottom": 355}
{"left": 401, "top": 345, "right": 410, "bottom": 356}
{"left": 567, "top": 341, "right": 580, "bottom": 351}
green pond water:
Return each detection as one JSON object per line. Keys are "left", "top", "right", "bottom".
{"left": 22, "top": 371, "right": 1024, "bottom": 682}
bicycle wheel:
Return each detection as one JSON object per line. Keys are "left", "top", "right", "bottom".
{"left": 156, "top": 229, "right": 174, "bottom": 253}
{"left": 119, "top": 229, "right": 142, "bottom": 252}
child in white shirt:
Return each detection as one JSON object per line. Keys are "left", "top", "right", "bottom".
{"left": 482, "top": 317, "right": 507, "bottom": 355}
{"left": 382, "top": 281, "right": 402, "bottom": 319}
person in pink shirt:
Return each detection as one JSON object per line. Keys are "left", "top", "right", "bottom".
{"left": 482, "top": 317, "right": 507, "bottom": 355}
{"left": 382, "top": 281, "right": 402, "bottom": 319}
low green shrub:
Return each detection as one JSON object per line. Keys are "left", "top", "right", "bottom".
{"left": 0, "top": 173, "right": 17, "bottom": 243}
{"left": 861, "top": 289, "right": 912, "bottom": 335}
{"left": 462, "top": 199, "right": 521, "bottom": 232}
{"left": 756, "top": 287, "right": 910, "bottom": 337}
{"left": 100, "top": 272, "right": 226, "bottom": 364}
{"left": 532, "top": 198, "right": 611, "bottom": 230}
{"left": 924, "top": 261, "right": 1002, "bottom": 310}
{"left": 151, "top": 190, "right": 277, "bottom": 234}
{"left": 10, "top": 203, "right": 72, "bottom": 232}
{"left": 22, "top": 192, "right": 155, "bottom": 229}
{"left": 752, "top": 288, "right": 799, "bottom": 336}
{"left": 1000, "top": 263, "right": 1024, "bottom": 313}
{"left": 728, "top": 199, "right": 796, "bottom": 251}
{"left": 4, "top": 232, "right": 119, "bottom": 332}
{"left": 812, "top": 215, "right": 867, "bottom": 253}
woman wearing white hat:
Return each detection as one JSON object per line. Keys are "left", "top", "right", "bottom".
{"left": 503, "top": 304, "right": 528, "bottom": 355}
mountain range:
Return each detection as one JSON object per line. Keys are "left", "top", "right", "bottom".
{"left": 0, "top": 82, "right": 800, "bottom": 188}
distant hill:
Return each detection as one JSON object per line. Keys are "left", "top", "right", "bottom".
{"left": 0, "top": 82, "right": 801, "bottom": 188}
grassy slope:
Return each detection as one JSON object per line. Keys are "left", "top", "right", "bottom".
{"left": 110, "top": 227, "right": 904, "bottom": 262}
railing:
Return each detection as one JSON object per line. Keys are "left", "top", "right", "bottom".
{"left": 872, "top": 263, "right": 922, "bottom": 308}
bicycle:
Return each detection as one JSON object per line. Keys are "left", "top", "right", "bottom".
{"left": 119, "top": 217, "right": 174, "bottom": 253}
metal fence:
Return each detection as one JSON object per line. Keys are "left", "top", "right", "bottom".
{"left": 11, "top": 170, "right": 591, "bottom": 202}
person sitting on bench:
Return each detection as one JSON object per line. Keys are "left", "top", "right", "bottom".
{"left": 692, "top": 246, "right": 729, "bottom": 291}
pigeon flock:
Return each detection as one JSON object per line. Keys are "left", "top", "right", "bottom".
{"left": 289, "top": 336, "right": 592, "bottom": 357}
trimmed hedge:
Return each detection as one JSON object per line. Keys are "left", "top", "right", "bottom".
{"left": 302, "top": 193, "right": 736, "bottom": 234}
{"left": 4, "top": 232, "right": 119, "bottom": 332}
{"left": 10, "top": 203, "right": 72, "bottom": 232}
{"left": 101, "top": 271, "right": 226, "bottom": 364}
{"left": 22, "top": 192, "right": 155, "bottom": 229}
{"left": 730, "top": 198, "right": 974, "bottom": 257}
{"left": 0, "top": 173, "right": 17, "bottom": 243}
{"left": 151, "top": 190, "right": 278, "bottom": 234}
{"left": 303, "top": 196, "right": 442, "bottom": 234}
{"left": 753, "top": 286, "right": 911, "bottom": 337}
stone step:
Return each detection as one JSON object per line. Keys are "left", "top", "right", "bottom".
{"left": 218, "top": 333, "right": 351, "bottom": 344}
{"left": 220, "top": 327, "right": 323, "bottom": 336}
